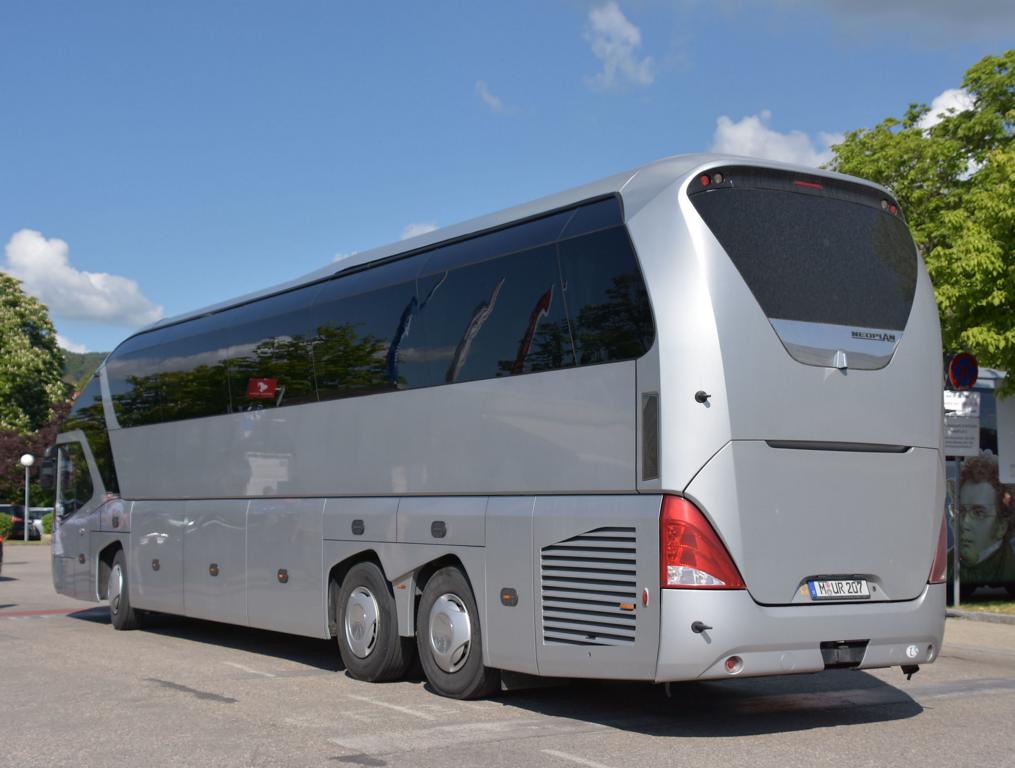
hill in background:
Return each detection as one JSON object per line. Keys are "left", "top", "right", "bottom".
{"left": 63, "top": 350, "right": 108, "bottom": 391}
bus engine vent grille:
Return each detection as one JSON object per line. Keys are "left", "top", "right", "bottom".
{"left": 540, "top": 526, "right": 638, "bottom": 647}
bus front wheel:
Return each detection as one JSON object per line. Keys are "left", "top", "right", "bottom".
{"left": 335, "top": 562, "right": 415, "bottom": 682}
{"left": 416, "top": 566, "right": 500, "bottom": 699}
{"left": 108, "top": 549, "right": 140, "bottom": 630}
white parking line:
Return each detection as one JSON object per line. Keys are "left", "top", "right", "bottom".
{"left": 330, "top": 719, "right": 605, "bottom": 756}
{"left": 542, "top": 750, "right": 617, "bottom": 768}
{"left": 345, "top": 694, "right": 436, "bottom": 720}
{"left": 223, "top": 661, "right": 276, "bottom": 678}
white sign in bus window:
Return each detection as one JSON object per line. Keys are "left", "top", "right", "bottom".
{"left": 996, "top": 393, "right": 1015, "bottom": 483}
{"left": 944, "top": 391, "right": 980, "bottom": 457}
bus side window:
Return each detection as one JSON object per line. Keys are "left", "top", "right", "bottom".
{"left": 419, "top": 244, "right": 574, "bottom": 384}
{"left": 557, "top": 227, "right": 654, "bottom": 365}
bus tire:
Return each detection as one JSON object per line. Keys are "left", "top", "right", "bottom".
{"left": 416, "top": 566, "right": 500, "bottom": 699}
{"left": 108, "top": 549, "right": 140, "bottom": 630}
{"left": 335, "top": 562, "right": 415, "bottom": 682}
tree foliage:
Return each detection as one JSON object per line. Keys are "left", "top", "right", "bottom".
{"left": 828, "top": 51, "right": 1015, "bottom": 388}
{"left": 0, "top": 273, "right": 66, "bottom": 431}
{"left": 0, "top": 400, "right": 69, "bottom": 504}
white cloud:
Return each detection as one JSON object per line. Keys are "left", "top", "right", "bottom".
{"left": 332, "top": 251, "right": 358, "bottom": 263}
{"left": 475, "top": 80, "right": 505, "bottom": 113}
{"left": 916, "top": 88, "right": 974, "bottom": 131}
{"left": 56, "top": 334, "right": 88, "bottom": 354}
{"left": 400, "top": 222, "right": 438, "bottom": 241}
{"left": 801, "top": 0, "right": 1015, "bottom": 43}
{"left": 585, "top": 2, "right": 654, "bottom": 89}
{"left": 709, "top": 110, "right": 842, "bottom": 167}
{"left": 3, "top": 229, "right": 163, "bottom": 327}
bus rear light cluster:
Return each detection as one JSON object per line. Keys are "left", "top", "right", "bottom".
{"left": 928, "top": 512, "right": 948, "bottom": 584}
{"left": 660, "top": 496, "right": 745, "bottom": 589}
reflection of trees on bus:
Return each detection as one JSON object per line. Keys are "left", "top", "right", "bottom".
{"left": 313, "top": 325, "right": 391, "bottom": 397}
{"left": 63, "top": 379, "right": 119, "bottom": 494}
{"left": 508, "top": 273, "right": 652, "bottom": 373}
{"left": 110, "top": 323, "right": 393, "bottom": 425}
{"left": 105, "top": 248, "right": 652, "bottom": 425}
{"left": 571, "top": 273, "right": 653, "bottom": 364}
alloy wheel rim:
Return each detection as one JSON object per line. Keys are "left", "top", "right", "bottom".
{"left": 428, "top": 593, "right": 472, "bottom": 673}
{"left": 344, "top": 587, "right": 380, "bottom": 658}
{"left": 108, "top": 563, "right": 123, "bottom": 615}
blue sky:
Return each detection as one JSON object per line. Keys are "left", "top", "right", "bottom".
{"left": 1, "top": 1, "right": 1011, "bottom": 353}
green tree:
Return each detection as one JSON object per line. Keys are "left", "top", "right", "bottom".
{"left": 828, "top": 50, "right": 1014, "bottom": 387}
{"left": 0, "top": 274, "right": 66, "bottom": 432}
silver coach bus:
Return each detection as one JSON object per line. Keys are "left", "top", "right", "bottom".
{"left": 51, "top": 155, "right": 947, "bottom": 698}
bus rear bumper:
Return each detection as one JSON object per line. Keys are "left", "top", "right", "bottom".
{"left": 655, "top": 583, "right": 945, "bottom": 682}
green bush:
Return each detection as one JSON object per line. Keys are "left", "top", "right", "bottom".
{"left": 0, "top": 513, "right": 12, "bottom": 539}
{"left": 42, "top": 511, "right": 53, "bottom": 535}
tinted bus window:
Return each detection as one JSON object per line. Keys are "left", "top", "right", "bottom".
{"left": 557, "top": 227, "right": 654, "bottom": 365}
{"left": 690, "top": 173, "right": 918, "bottom": 331}
{"left": 106, "top": 335, "right": 166, "bottom": 427}
{"left": 313, "top": 278, "right": 427, "bottom": 399}
{"left": 428, "top": 210, "right": 574, "bottom": 274}
{"left": 419, "top": 244, "right": 573, "bottom": 384}
{"left": 157, "top": 320, "right": 233, "bottom": 421}
{"left": 559, "top": 196, "right": 622, "bottom": 239}
{"left": 220, "top": 287, "right": 319, "bottom": 411}
{"left": 63, "top": 376, "right": 119, "bottom": 494}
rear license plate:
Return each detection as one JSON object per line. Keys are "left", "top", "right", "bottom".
{"left": 808, "top": 579, "right": 870, "bottom": 600}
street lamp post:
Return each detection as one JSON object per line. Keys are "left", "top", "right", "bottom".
{"left": 19, "top": 454, "right": 34, "bottom": 542}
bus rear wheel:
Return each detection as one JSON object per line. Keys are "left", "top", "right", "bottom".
{"left": 416, "top": 566, "right": 500, "bottom": 699}
{"left": 335, "top": 562, "right": 415, "bottom": 682}
{"left": 108, "top": 549, "right": 140, "bottom": 630}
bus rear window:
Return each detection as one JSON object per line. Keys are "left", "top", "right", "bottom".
{"left": 689, "top": 168, "right": 918, "bottom": 331}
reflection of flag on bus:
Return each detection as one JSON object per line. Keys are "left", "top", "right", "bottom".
{"left": 511, "top": 285, "right": 554, "bottom": 375}
{"left": 246, "top": 378, "right": 278, "bottom": 399}
{"left": 386, "top": 273, "right": 448, "bottom": 386}
{"left": 446, "top": 278, "right": 506, "bottom": 383}
{"left": 385, "top": 297, "right": 417, "bottom": 386}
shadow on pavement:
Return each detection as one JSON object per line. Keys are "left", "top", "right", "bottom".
{"left": 493, "top": 670, "right": 922, "bottom": 736}
{"left": 66, "top": 607, "right": 920, "bottom": 734}
{"left": 69, "top": 609, "right": 343, "bottom": 672}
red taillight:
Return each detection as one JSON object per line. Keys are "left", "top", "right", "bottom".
{"left": 699, "top": 174, "right": 711, "bottom": 187}
{"left": 660, "top": 496, "right": 745, "bottom": 589}
{"left": 793, "top": 179, "right": 823, "bottom": 190}
{"left": 929, "top": 512, "right": 948, "bottom": 584}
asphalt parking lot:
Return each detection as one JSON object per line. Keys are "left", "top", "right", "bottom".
{"left": 3, "top": 544, "right": 1015, "bottom": 768}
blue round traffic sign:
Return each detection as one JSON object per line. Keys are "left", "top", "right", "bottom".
{"left": 947, "top": 353, "right": 978, "bottom": 390}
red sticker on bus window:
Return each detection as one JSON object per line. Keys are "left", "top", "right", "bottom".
{"left": 246, "top": 378, "right": 278, "bottom": 399}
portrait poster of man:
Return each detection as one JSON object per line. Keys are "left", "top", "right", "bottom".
{"left": 957, "top": 454, "right": 1015, "bottom": 592}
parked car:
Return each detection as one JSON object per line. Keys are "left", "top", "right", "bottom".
{"left": 0, "top": 504, "right": 41, "bottom": 541}
{"left": 29, "top": 507, "right": 52, "bottom": 537}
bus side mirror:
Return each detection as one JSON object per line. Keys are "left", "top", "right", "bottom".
{"left": 39, "top": 457, "right": 56, "bottom": 490}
